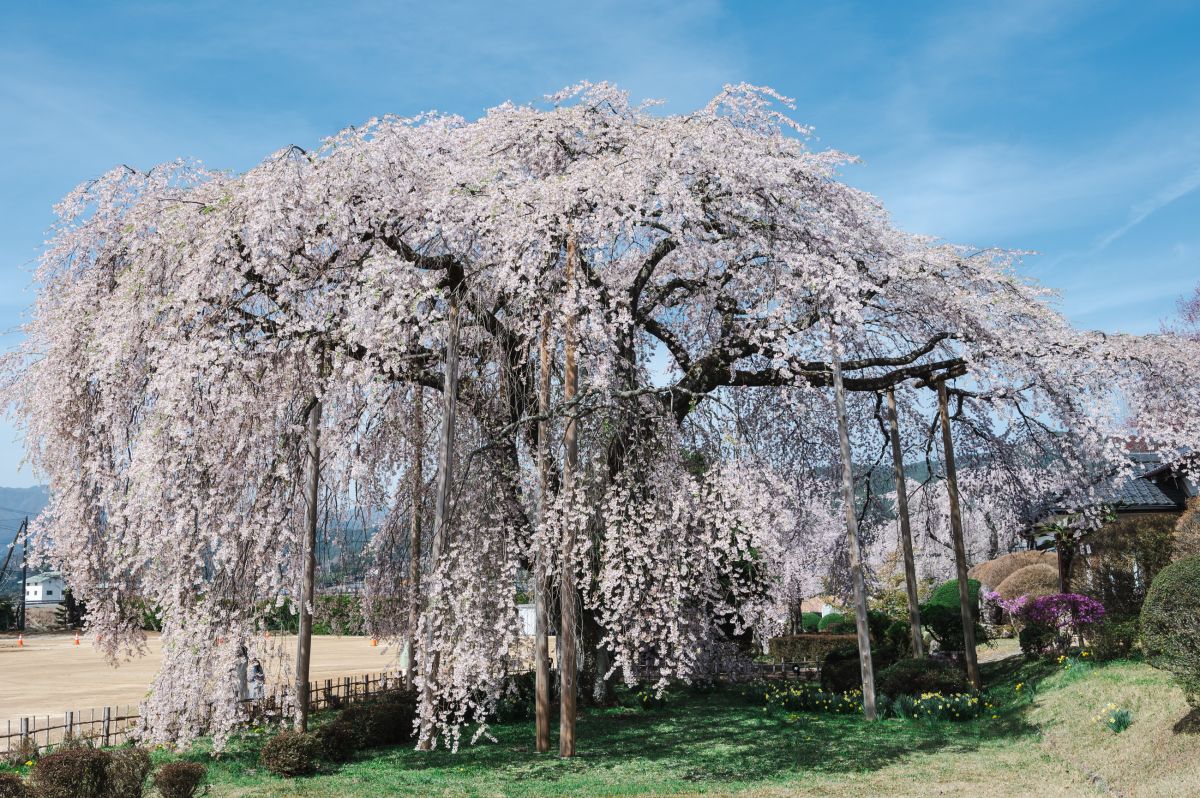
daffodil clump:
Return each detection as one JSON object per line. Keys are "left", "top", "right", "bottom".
{"left": 885, "top": 692, "right": 986, "bottom": 721}
{"left": 762, "top": 682, "right": 863, "bottom": 715}
{"left": 1093, "top": 703, "right": 1132, "bottom": 733}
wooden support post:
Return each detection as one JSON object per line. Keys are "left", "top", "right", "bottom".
{"left": 295, "top": 392, "right": 322, "bottom": 732}
{"left": 66, "top": 711, "right": 74, "bottom": 741}
{"left": 830, "top": 334, "right": 878, "bottom": 721}
{"left": 936, "top": 379, "right": 982, "bottom": 690}
{"left": 885, "top": 387, "right": 925, "bottom": 658}
{"left": 535, "top": 314, "right": 553, "bottom": 754}
{"left": 559, "top": 233, "right": 580, "bottom": 757}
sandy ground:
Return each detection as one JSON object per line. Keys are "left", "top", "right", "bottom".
{"left": 0, "top": 631, "right": 402, "bottom": 725}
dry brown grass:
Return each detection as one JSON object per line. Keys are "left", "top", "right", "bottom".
{"left": 1032, "top": 660, "right": 1200, "bottom": 798}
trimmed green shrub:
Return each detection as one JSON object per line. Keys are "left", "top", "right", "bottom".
{"left": 801, "top": 611, "right": 821, "bottom": 632}
{"left": 767, "top": 633, "right": 858, "bottom": 663}
{"left": 0, "top": 773, "right": 27, "bottom": 798}
{"left": 876, "top": 657, "right": 970, "bottom": 697}
{"left": 921, "top": 579, "right": 988, "bottom": 651}
{"left": 1140, "top": 556, "right": 1200, "bottom": 706}
{"left": 105, "top": 747, "right": 151, "bottom": 797}
{"left": 1018, "top": 621, "right": 1054, "bottom": 659}
{"left": 370, "top": 692, "right": 418, "bottom": 745}
{"left": 336, "top": 689, "right": 418, "bottom": 749}
{"left": 153, "top": 762, "right": 206, "bottom": 798}
{"left": 867, "top": 611, "right": 912, "bottom": 665}
{"left": 315, "top": 719, "right": 358, "bottom": 763}
{"left": 259, "top": 730, "right": 321, "bottom": 777}
{"left": 820, "top": 645, "right": 863, "bottom": 693}
{"left": 1089, "top": 616, "right": 1139, "bottom": 662}
{"left": 31, "top": 748, "right": 110, "bottom": 798}
{"left": 817, "top": 612, "right": 846, "bottom": 632}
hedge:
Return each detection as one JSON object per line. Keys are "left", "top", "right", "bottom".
{"left": 1140, "top": 555, "right": 1200, "bottom": 706}
{"left": 768, "top": 633, "right": 858, "bottom": 662}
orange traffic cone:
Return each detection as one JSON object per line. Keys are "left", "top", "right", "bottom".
{"left": 371, "top": 638, "right": 378, "bottom": 647}
{"left": 74, "top": 631, "right": 80, "bottom": 646}
{"left": 17, "top": 634, "right": 23, "bottom": 647}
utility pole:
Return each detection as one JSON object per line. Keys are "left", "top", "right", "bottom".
{"left": 935, "top": 378, "right": 982, "bottom": 690}
{"left": 884, "top": 388, "right": 925, "bottom": 658}
{"left": 829, "top": 334, "right": 877, "bottom": 721}
{"left": 559, "top": 232, "right": 580, "bottom": 757}
{"left": 295, "top": 393, "right": 322, "bottom": 732}
{"left": 18, "top": 517, "right": 28, "bottom": 631}
{"left": 535, "top": 314, "right": 552, "bottom": 753}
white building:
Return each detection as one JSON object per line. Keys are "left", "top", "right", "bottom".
{"left": 24, "top": 571, "right": 65, "bottom": 605}
{"left": 516, "top": 602, "right": 536, "bottom": 636}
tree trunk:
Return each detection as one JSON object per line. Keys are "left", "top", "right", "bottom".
{"left": 404, "top": 386, "right": 424, "bottom": 689}
{"left": 535, "top": 316, "right": 553, "bottom": 754}
{"left": 936, "top": 380, "right": 982, "bottom": 690}
{"left": 418, "top": 293, "right": 460, "bottom": 750}
{"left": 1056, "top": 534, "right": 1074, "bottom": 593}
{"left": 295, "top": 395, "right": 321, "bottom": 731}
{"left": 829, "top": 336, "right": 878, "bottom": 721}
{"left": 559, "top": 234, "right": 579, "bottom": 757}
{"left": 884, "top": 388, "right": 925, "bottom": 659}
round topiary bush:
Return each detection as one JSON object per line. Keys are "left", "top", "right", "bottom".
{"left": 921, "top": 578, "right": 988, "bottom": 651}
{"left": 995, "top": 564, "right": 1060, "bottom": 601}
{"left": 801, "top": 611, "right": 821, "bottom": 632}
{"left": 315, "top": 719, "right": 358, "bottom": 763}
{"left": 969, "top": 550, "right": 1056, "bottom": 590}
{"left": 153, "top": 761, "right": 206, "bottom": 798}
{"left": 31, "top": 748, "right": 110, "bottom": 798}
{"left": 105, "top": 747, "right": 152, "bottom": 798}
{"left": 1140, "top": 555, "right": 1200, "bottom": 706}
{"left": 259, "top": 730, "right": 321, "bottom": 777}
{"left": 876, "top": 657, "right": 970, "bottom": 697}
{"left": 0, "top": 772, "right": 27, "bottom": 798}
{"left": 817, "top": 612, "right": 847, "bottom": 632}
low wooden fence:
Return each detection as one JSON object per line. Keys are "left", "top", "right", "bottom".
{"left": 1, "top": 660, "right": 816, "bottom": 756}
{"left": 0, "top": 671, "right": 399, "bottom": 756}
{"left": 628, "top": 660, "right": 819, "bottom": 682}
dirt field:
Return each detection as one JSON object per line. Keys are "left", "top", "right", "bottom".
{"left": 0, "top": 631, "right": 402, "bottom": 724}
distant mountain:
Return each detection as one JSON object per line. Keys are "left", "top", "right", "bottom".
{"left": 0, "top": 485, "right": 50, "bottom": 521}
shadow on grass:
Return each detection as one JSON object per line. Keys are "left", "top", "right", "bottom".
{"left": 180, "top": 656, "right": 1054, "bottom": 792}
{"left": 1173, "top": 707, "right": 1200, "bottom": 735}
{"left": 321, "top": 682, "right": 1045, "bottom": 787}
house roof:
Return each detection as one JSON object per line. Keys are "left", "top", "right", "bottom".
{"left": 26, "top": 571, "right": 62, "bottom": 585}
{"left": 1096, "top": 456, "right": 1191, "bottom": 512}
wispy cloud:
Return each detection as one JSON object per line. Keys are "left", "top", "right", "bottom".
{"left": 1093, "top": 165, "right": 1200, "bottom": 252}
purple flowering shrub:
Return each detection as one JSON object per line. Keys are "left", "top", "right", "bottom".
{"left": 985, "top": 591, "right": 1105, "bottom": 658}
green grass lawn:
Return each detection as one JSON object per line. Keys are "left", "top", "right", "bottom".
{"left": 153, "top": 649, "right": 1198, "bottom": 798}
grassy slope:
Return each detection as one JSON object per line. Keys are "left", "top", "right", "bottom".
{"left": 1029, "top": 659, "right": 1200, "bottom": 797}
{"left": 176, "top": 655, "right": 1196, "bottom": 798}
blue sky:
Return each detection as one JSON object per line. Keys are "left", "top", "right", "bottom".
{"left": 1, "top": 0, "right": 1198, "bottom": 486}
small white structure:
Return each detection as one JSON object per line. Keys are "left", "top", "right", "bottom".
{"left": 516, "top": 602, "right": 536, "bottom": 636}
{"left": 25, "top": 571, "right": 65, "bottom": 605}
